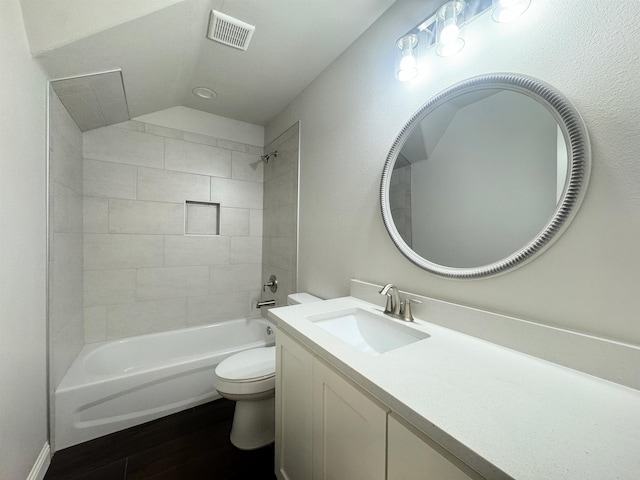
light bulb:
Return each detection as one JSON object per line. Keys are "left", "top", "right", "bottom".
{"left": 396, "top": 34, "right": 419, "bottom": 82}
{"left": 436, "top": 1, "right": 466, "bottom": 56}
{"left": 440, "top": 20, "right": 459, "bottom": 45}
{"left": 492, "top": 0, "right": 531, "bottom": 23}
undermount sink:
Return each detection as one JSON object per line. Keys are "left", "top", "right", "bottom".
{"left": 308, "top": 308, "right": 429, "bottom": 355}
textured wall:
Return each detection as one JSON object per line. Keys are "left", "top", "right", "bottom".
{"left": 0, "top": 0, "right": 48, "bottom": 477}
{"left": 82, "top": 120, "right": 264, "bottom": 341}
{"left": 266, "top": 0, "right": 640, "bottom": 346}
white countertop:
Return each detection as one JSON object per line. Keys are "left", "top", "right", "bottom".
{"left": 269, "top": 296, "right": 640, "bottom": 480}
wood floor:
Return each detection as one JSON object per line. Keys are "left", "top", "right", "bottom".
{"left": 44, "top": 399, "right": 277, "bottom": 480}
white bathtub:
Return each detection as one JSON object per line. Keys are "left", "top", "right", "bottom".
{"left": 54, "top": 317, "right": 274, "bottom": 450}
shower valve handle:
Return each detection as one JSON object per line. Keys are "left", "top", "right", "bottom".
{"left": 263, "top": 275, "right": 278, "bottom": 293}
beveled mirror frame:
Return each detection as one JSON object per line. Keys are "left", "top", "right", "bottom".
{"left": 380, "top": 73, "right": 591, "bottom": 279}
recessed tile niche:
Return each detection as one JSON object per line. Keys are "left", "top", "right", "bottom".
{"left": 185, "top": 201, "right": 220, "bottom": 236}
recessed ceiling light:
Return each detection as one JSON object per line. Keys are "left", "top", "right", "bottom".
{"left": 192, "top": 87, "right": 217, "bottom": 99}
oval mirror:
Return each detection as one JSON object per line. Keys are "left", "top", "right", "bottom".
{"left": 381, "top": 73, "right": 590, "bottom": 278}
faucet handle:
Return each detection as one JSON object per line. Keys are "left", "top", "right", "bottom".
{"left": 401, "top": 298, "right": 422, "bottom": 322}
{"left": 383, "top": 294, "right": 394, "bottom": 315}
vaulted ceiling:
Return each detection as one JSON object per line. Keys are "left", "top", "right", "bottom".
{"left": 22, "top": 0, "right": 397, "bottom": 125}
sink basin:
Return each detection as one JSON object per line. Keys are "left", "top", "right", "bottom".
{"left": 308, "top": 308, "right": 429, "bottom": 355}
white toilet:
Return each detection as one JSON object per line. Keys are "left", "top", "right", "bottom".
{"left": 213, "top": 293, "right": 322, "bottom": 450}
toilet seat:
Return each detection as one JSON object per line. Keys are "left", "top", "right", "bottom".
{"left": 214, "top": 347, "right": 275, "bottom": 396}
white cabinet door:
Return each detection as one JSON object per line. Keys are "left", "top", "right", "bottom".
{"left": 275, "top": 333, "right": 315, "bottom": 480}
{"left": 387, "top": 413, "right": 480, "bottom": 480}
{"left": 312, "top": 358, "right": 389, "bottom": 480}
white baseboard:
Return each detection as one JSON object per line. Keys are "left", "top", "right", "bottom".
{"left": 26, "top": 443, "right": 50, "bottom": 480}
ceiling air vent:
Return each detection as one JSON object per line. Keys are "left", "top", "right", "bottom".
{"left": 207, "top": 10, "right": 255, "bottom": 51}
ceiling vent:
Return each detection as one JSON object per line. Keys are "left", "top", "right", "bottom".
{"left": 207, "top": 10, "right": 255, "bottom": 51}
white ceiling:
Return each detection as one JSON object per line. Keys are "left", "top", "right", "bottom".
{"left": 28, "top": 0, "right": 397, "bottom": 126}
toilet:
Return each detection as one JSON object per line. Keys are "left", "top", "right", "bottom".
{"left": 213, "top": 293, "right": 322, "bottom": 450}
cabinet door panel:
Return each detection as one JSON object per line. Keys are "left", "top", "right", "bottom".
{"left": 388, "top": 414, "right": 479, "bottom": 480}
{"left": 276, "top": 333, "right": 314, "bottom": 480}
{"left": 313, "top": 358, "right": 388, "bottom": 480}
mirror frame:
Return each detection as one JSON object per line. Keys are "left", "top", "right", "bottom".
{"left": 380, "top": 73, "right": 591, "bottom": 279}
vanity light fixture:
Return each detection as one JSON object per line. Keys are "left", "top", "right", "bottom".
{"left": 395, "top": 34, "right": 420, "bottom": 82}
{"left": 436, "top": 1, "right": 466, "bottom": 57}
{"left": 394, "top": 0, "right": 531, "bottom": 81}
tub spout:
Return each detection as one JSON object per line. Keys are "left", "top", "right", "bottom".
{"left": 256, "top": 299, "right": 276, "bottom": 308}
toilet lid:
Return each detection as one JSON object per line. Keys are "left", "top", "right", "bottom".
{"left": 216, "top": 346, "right": 276, "bottom": 382}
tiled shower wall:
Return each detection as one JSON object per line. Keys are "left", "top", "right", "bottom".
{"left": 82, "top": 121, "right": 264, "bottom": 342}
{"left": 49, "top": 90, "right": 84, "bottom": 388}
{"left": 261, "top": 123, "right": 299, "bottom": 308}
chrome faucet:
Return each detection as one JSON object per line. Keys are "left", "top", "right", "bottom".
{"left": 378, "top": 284, "right": 421, "bottom": 322}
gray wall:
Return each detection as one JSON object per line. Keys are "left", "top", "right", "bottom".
{"left": 266, "top": 0, "right": 640, "bottom": 348}
{"left": 0, "top": 0, "right": 48, "bottom": 477}
{"left": 82, "top": 121, "right": 264, "bottom": 341}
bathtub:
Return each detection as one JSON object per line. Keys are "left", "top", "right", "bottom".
{"left": 54, "top": 317, "right": 274, "bottom": 450}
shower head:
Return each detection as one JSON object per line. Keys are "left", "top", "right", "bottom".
{"left": 261, "top": 151, "right": 278, "bottom": 163}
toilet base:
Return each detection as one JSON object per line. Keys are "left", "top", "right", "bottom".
{"left": 230, "top": 396, "right": 275, "bottom": 450}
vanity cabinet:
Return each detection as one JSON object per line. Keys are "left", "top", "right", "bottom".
{"left": 275, "top": 331, "right": 314, "bottom": 480}
{"left": 276, "top": 331, "right": 482, "bottom": 480}
{"left": 312, "top": 357, "right": 388, "bottom": 480}
{"left": 388, "top": 413, "right": 477, "bottom": 480}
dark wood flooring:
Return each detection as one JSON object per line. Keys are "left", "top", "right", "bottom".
{"left": 44, "top": 399, "right": 277, "bottom": 480}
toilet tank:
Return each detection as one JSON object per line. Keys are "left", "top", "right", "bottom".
{"left": 287, "top": 293, "right": 323, "bottom": 305}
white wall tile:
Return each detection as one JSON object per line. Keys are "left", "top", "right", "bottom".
{"left": 144, "top": 124, "right": 183, "bottom": 139}
{"left": 246, "top": 145, "right": 264, "bottom": 156}
{"left": 164, "top": 235, "right": 230, "bottom": 266}
{"left": 216, "top": 139, "right": 249, "bottom": 152}
{"left": 211, "top": 177, "right": 263, "bottom": 209}
{"left": 50, "top": 233, "right": 83, "bottom": 336}
{"left": 165, "top": 138, "right": 231, "bottom": 177}
{"left": 83, "top": 126, "right": 164, "bottom": 168}
{"left": 84, "top": 269, "right": 136, "bottom": 306}
{"left": 263, "top": 236, "right": 296, "bottom": 272}
{"left": 51, "top": 319, "right": 84, "bottom": 388}
{"left": 108, "top": 199, "right": 184, "bottom": 234}
{"left": 51, "top": 132, "right": 82, "bottom": 193}
{"left": 264, "top": 168, "right": 294, "bottom": 208}
{"left": 230, "top": 236, "right": 263, "bottom": 264}
{"left": 83, "top": 196, "right": 109, "bottom": 233}
{"left": 220, "top": 207, "right": 250, "bottom": 236}
{"left": 137, "top": 167, "right": 210, "bottom": 203}
{"left": 232, "top": 151, "right": 264, "bottom": 182}
{"left": 106, "top": 298, "right": 188, "bottom": 339}
{"left": 112, "top": 120, "right": 145, "bottom": 132}
{"left": 187, "top": 292, "right": 252, "bottom": 326}
{"left": 182, "top": 132, "right": 218, "bottom": 146}
{"left": 83, "top": 159, "right": 137, "bottom": 199}
{"left": 84, "top": 234, "right": 163, "bottom": 269}
{"left": 250, "top": 209, "right": 263, "bottom": 237}
{"left": 136, "top": 266, "right": 210, "bottom": 300}
{"left": 84, "top": 306, "right": 107, "bottom": 343}
{"left": 52, "top": 182, "right": 83, "bottom": 233}
{"left": 263, "top": 204, "right": 295, "bottom": 238}
{"left": 210, "top": 264, "right": 261, "bottom": 294}
{"left": 50, "top": 91, "right": 83, "bottom": 154}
